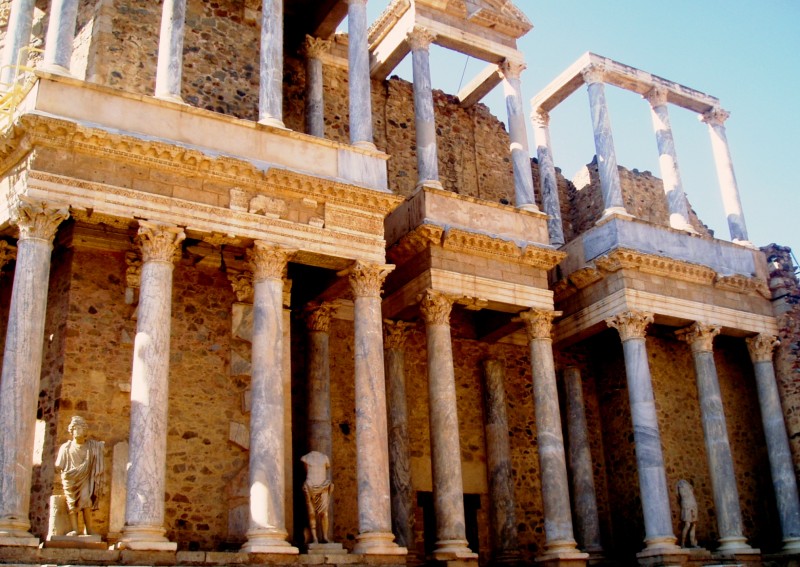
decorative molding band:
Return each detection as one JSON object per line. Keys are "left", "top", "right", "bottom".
{"left": 594, "top": 248, "right": 717, "bottom": 285}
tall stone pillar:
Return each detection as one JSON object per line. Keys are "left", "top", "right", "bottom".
{"left": 0, "top": 200, "right": 68, "bottom": 546}
{"left": 154, "top": 0, "right": 187, "bottom": 102}
{"left": 258, "top": 0, "right": 285, "bottom": 128}
{"left": 407, "top": 26, "right": 442, "bottom": 190}
{"left": 305, "top": 303, "right": 336, "bottom": 460}
{"left": 563, "top": 367, "right": 604, "bottom": 556}
{"left": 0, "top": 0, "right": 35, "bottom": 85}
{"left": 383, "top": 320, "right": 416, "bottom": 550}
{"left": 701, "top": 107, "right": 749, "bottom": 244}
{"left": 676, "top": 323, "right": 754, "bottom": 553}
{"left": 346, "top": 0, "right": 375, "bottom": 149}
{"left": 531, "top": 108, "right": 565, "bottom": 246}
{"left": 419, "top": 290, "right": 476, "bottom": 560}
{"left": 346, "top": 262, "right": 405, "bottom": 555}
{"left": 519, "top": 310, "right": 584, "bottom": 562}
{"left": 119, "top": 222, "right": 184, "bottom": 551}
{"left": 644, "top": 87, "right": 695, "bottom": 233}
{"left": 303, "top": 35, "right": 332, "bottom": 138}
{"left": 42, "top": 0, "right": 79, "bottom": 74}
{"left": 500, "top": 60, "right": 538, "bottom": 212}
{"left": 241, "top": 243, "right": 297, "bottom": 553}
{"left": 605, "top": 311, "right": 681, "bottom": 556}
{"left": 746, "top": 335, "right": 800, "bottom": 553}
{"left": 582, "top": 64, "right": 628, "bottom": 219}
{"left": 482, "top": 359, "right": 521, "bottom": 564}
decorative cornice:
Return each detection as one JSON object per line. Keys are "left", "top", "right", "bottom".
{"left": 386, "top": 224, "right": 444, "bottom": 264}
{"left": 675, "top": 322, "right": 720, "bottom": 353}
{"left": 248, "top": 242, "right": 292, "bottom": 282}
{"left": 520, "top": 245, "right": 567, "bottom": 270}
{"left": 418, "top": 289, "right": 453, "bottom": 326}
{"left": 10, "top": 197, "right": 70, "bottom": 243}
{"left": 518, "top": 309, "right": 560, "bottom": 342}
{"left": 302, "top": 35, "right": 333, "bottom": 59}
{"left": 304, "top": 302, "right": 336, "bottom": 333}
{"left": 383, "top": 319, "right": 416, "bottom": 350}
{"left": 595, "top": 248, "right": 717, "bottom": 285}
{"left": 714, "top": 274, "right": 771, "bottom": 299}
{"left": 136, "top": 221, "right": 185, "bottom": 264}
{"left": 406, "top": 26, "right": 436, "bottom": 51}
{"left": 605, "top": 310, "right": 654, "bottom": 342}
{"left": 569, "top": 266, "right": 603, "bottom": 289}
{"left": 367, "top": 0, "right": 411, "bottom": 44}
{"left": 701, "top": 107, "right": 730, "bottom": 127}
{"left": 746, "top": 333, "right": 779, "bottom": 363}
{"left": 455, "top": 296, "right": 489, "bottom": 311}
{"left": 0, "top": 240, "right": 17, "bottom": 270}
{"left": 228, "top": 270, "right": 254, "bottom": 303}
{"left": 443, "top": 228, "right": 520, "bottom": 260}
{"left": 345, "top": 261, "right": 394, "bottom": 298}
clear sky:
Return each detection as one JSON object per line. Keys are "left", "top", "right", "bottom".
{"left": 364, "top": 1, "right": 800, "bottom": 260}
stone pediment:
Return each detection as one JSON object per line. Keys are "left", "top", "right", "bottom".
{"left": 417, "top": 0, "right": 532, "bottom": 38}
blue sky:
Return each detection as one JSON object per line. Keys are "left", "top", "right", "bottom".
{"left": 365, "top": 1, "right": 800, "bottom": 260}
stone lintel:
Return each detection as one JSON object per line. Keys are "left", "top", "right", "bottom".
{"left": 457, "top": 63, "right": 502, "bottom": 107}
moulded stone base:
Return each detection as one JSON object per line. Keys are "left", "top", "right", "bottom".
{"left": 117, "top": 539, "right": 178, "bottom": 551}
{"left": 0, "top": 535, "right": 39, "bottom": 547}
{"left": 308, "top": 542, "right": 347, "bottom": 555}
{"left": 240, "top": 543, "right": 299, "bottom": 554}
{"left": 353, "top": 532, "right": 407, "bottom": 555}
{"left": 432, "top": 538, "right": 477, "bottom": 561}
{"left": 44, "top": 534, "right": 107, "bottom": 549}
{"left": 782, "top": 537, "right": 800, "bottom": 554}
{"left": 636, "top": 543, "right": 689, "bottom": 567}
{"left": 535, "top": 547, "right": 589, "bottom": 567}
{"left": 716, "top": 536, "right": 759, "bottom": 555}
{"left": 518, "top": 203, "right": 541, "bottom": 213}
{"left": 596, "top": 208, "right": 635, "bottom": 226}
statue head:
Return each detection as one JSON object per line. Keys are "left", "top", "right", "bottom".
{"left": 67, "top": 415, "right": 89, "bottom": 437}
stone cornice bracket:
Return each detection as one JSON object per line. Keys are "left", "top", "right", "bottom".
{"left": 418, "top": 289, "right": 454, "bottom": 326}
{"left": 517, "top": 308, "right": 562, "bottom": 342}
{"left": 247, "top": 242, "right": 294, "bottom": 282}
{"left": 228, "top": 270, "right": 255, "bottom": 303}
{"left": 746, "top": 333, "right": 779, "bottom": 363}
{"left": 136, "top": 221, "right": 186, "bottom": 264}
{"left": 605, "top": 310, "right": 654, "bottom": 342}
{"left": 581, "top": 63, "right": 606, "bottom": 85}
{"left": 10, "top": 198, "right": 70, "bottom": 243}
{"left": 531, "top": 108, "right": 550, "bottom": 127}
{"left": 456, "top": 296, "right": 489, "bottom": 311}
{"left": 383, "top": 319, "right": 416, "bottom": 350}
{"left": 302, "top": 34, "right": 332, "bottom": 59}
{"left": 700, "top": 107, "right": 730, "bottom": 126}
{"left": 341, "top": 260, "right": 394, "bottom": 298}
{"left": 0, "top": 240, "right": 18, "bottom": 270}
{"left": 125, "top": 250, "right": 143, "bottom": 289}
{"left": 643, "top": 85, "right": 668, "bottom": 107}
{"left": 304, "top": 302, "right": 336, "bottom": 333}
{"left": 406, "top": 25, "right": 436, "bottom": 51}
{"left": 675, "top": 321, "right": 720, "bottom": 353}
{"left": 499, "top": 59, "right": 527, "bottom": 81}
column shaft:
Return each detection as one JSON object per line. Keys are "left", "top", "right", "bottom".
{"left": 303, "top": 36, "right": 331, "bottom": 138}
{"left": 408, "top": 27, "right": 441, "bottom": 190}
{"left": 306, "top": 305, "right": 334, "bottom": 459}
{"left": 258, "top": 0, "right": 285, "bottom": 127}
{"left": 43, "top": 0, "right": 80, "bottom": 73}
{"left": 0, "top": 0, "right": 36, "bottom": 85}
{"left": 155, "top": 0, "right": 187, "bottom": 102}
{"left": 347, "top": 0, "right": 374, "bottom": 148}
{"left": 501, "top": 61, "right": 537, "bottom": 211}
{"left": 532, "top": 109, "right": 565, "bottom": 246}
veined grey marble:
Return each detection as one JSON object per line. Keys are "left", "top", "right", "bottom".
{"left": 501, "top": 61, "right": 537, "bottom": 212}
{"left": 42, "top": 0, "right": 79, "bottom": 74}
{"left": 564, "top": 367, "right": 603, "bottom": 555}
{"left": 154, "top": 0, "right": 186, "bottom": 102}
{"left": 409, "top": 28, "right": 441, "bottom": 190}
{"left": 482, "top": 360, "right": 521, "bottom": 563}
{"left": 258, "top": 0, "right": 285, "bottom": 128}
{"left": 532, "top": 109, "right": 565, "bottom": 246}
{"left": 0, "top": 201, "right": 67, "bottom": 545}
{"left": 347, "top": 0, "right": 374, "bottom": 149}
{"left": 304, "top": 36, "right": 330, "bottom": 138}
{"left": 0, "top": 0, "right": 35, "bottom": 85}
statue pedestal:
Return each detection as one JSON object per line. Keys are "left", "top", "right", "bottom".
{"left": 308, "top": 542, "right": 347, "bottom": 555}
{"left": 44, "top": 535, "right": 107, "bottom": 550}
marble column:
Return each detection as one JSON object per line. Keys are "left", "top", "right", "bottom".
{"left": 242, "top": 243, "right": 297, "bottom": 553}
{"left": 746, "top": 335, "right": 800, "bottom": 553}
{"left": 154, "top": 0, "right": 187, "bottom": 102}
{"left": 303, "top": 35, "right": 332, "bottom": 138}
{"left": 500, "top": 60, "right": 538, "bottom": 212}
{"left": 563, "top": 367, "right": 603, "bottom": 556}
{"left": 531, "top": 108, "right": 565, "bottom": 246}
{"left": 419, "top": 290, "right": 476, "bottom": 560}
{"left": 258, "top": 0, "right": 285, "bottom": 128}
{"left": 346, "top": 262, "right": 405, "bottom": 555}
{"left": 676, "top": 323, "right": 753, "bottom": 553}
{"left": 520, "top": 310, "right": 583, "bottom": 560}
{"left": 644, "top": 87, "right": 695, "bottom": 233}
{"left": 605, "top": 311, "right": 680, "bottom": 554}
{"left": 482, "top": 359, "right": 521, "bottom": 564}
{"left": 407, "top": 26, "right": 442, "bottom": 191}
{"left": 0, "top": 200, "right": 68, "bottom": 545}
{"left": 383, "top": 319, "right": 416, "bottom": 550}
{"left": 119, "top": 222, "right": 184, "bottom": 551}
{"left": 346, "top": 0, "right": 375, "bottom": 149}
{"left": 701, "top": 107, "right": 749, "bottom": 244}
{"left": 42, "top": 0, "right": 79, "bottom": 75}
{"left": 0, "top": 0, "right": 35, "bottom": 85}
{"left": 582, "top": 64, "right": 627, "bottom": 219}
{"left": 305, "top": 303, "right": 336, "bottom": 459}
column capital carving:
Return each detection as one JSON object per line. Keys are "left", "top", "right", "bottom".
{"left": 701, "top": 107, "right": 730, "bottom": 127}
{"left": 344, "top": 261, "right": 394, "bottom": 298}
{"left": 643, "top": 86, "right": 668, "bottom": 107}
{"left": 383, "top": 319, "right": 415, "bottom": 350}
{"left": 581, "top": 63, "right": 606, "bottom": 85}
{"left": 531, "top": 107, "right": 550, "bottom": 127}
{"left": 746, "top": 334, "right": 779, "bottom": 363}
{"left": 228, "top": 270, "right": 254, "bottom": 303}
{"left": 499, "top": 59, "right": 526, "bottom": 80}
{"left": 518, "top": 309, "right": 561, "bottom": 341}
{"left": 11, "top": 199, "right": 69, "bottom": 243}
{"left": 303, "top": 34, "right": 332, "bottom": 59}
{"left": 304, "top": 302, "right": 336, "bottom": 333}
{"left": 605, "top": 310, "right": 654, "bottom": 341}
{"left": 406, "top": 25, "right": 436, "bottom": 51}
{"left": 418, "top": 289, "right": 453, "bottom": 326}
{"left": 136, "top": 221, "right": 185, "bottom": 264}
{"left": 675, "top": 322, "right": 720, "bottom": 353}
{"left": 0, "top": 240, "right": 17, "bottom": 270}
{"left": 125, "top": 250, "right": 142, "bottom": 289}
{"left": 248, "top": 242, "right": 293, "bottom": 282}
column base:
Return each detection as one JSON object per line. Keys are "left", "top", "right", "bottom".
{"left": 416, "top": 180, "right": 444, "bottom": 191}
{"left": 782, "top": 537, "right": 800, "bottom": 554}
{"left": 0, "top": 520, "right": 40, "bottom": 548}
{"left": 353, "top": 531, "right": 407, "bottom": 555}
{"left": 308, "top": 542, "right": 347, "bottom": 555}
{"left": 258, "top": 116, "right": 288, "bottom": 130}
{"left": 636, "top": 538, "right": 689, "bottom": 567}
{"left": 596, "top": 207, "right": 634, "bottom": 226}
{"left": 536, "top": 540, "right": 588, "bottom": 567}
{"left": 39, "top": 63, "right": 73, "bottom": 77}
{"left": 518, "top": 203, "right": 541, "bottom": 213}
{"left": 116, "top": 524, "right": 177, "bottom": 551}
{"left": 732, "top": 239, "right": 758, "bottom": 249}
{"left": 0, "top": 535, "right": 39, "bottom": 548}
{"left": 433, "top": 539, "right": 477, "bottom": 561}
{"left": 241, "top": 528, "right": 298, "bottom": 554}
{"left": 353, "top": 140, "right": 378, "bottom": 152}
{"left": 154, "top": 92, "right": 185, "bottom": 105}
{"left": 716, "top": 536, "right": 758, "bottom": 555}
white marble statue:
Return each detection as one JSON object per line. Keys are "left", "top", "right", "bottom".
{"left": 301, "top": 450, "right": 333, "bottom": 544}
{"left": 677, "top": 479, "right": 698, "bottom": 548}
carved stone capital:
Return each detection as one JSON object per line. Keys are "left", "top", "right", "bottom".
{"left": 701, "top": 107, "right": 730, "bottom": 127}
{"left": 606, "top": 310, "right": 654, "bottom": 342}
{"left": 11, "top": 199, "right": 69, "bottom": 243}
{"left": 531, "top": 108, "right": 550, "bottom": 128}
{"left": 304, "top": 302, "right": 336, "bottom": 333}
{"left": 581, "top": 63, "right": 606, "bottom": 85}
{"left": 676, "top": 322, "right": 720, "bottom": 353}
{"left": 248, "top": 242, "right": 292, "bottom": 282}
{"left": 303, "top": 34, "right": 332, "bottom": 59}
{"left": 418, "top": 289, "right": 453, "bottom": 326}
{"left": 746, "top": 334, "right": 779, "bottom": 363}
{"left": 0, "top": 240, "right": 17, "bottom": 270}
{"left": 228, "top": 270, "right": 254, "bottom": 303}
{"left": 383, "top": 319, "right": 415, "bottom": 350}
{"left": 125, "top": 250, "right": 143, "bottom": 288}
{"left": 519, "top": 309, "right": 560, "bottom": 341}
{"left": 345, "top": 261, "right": 393, "bottom": 298}
{"left": 499, "top": 59, "right": 526, "bottom": 80}
{"left": 406, "top": 25, "right": 436, "bottom": 51}
{"left": 643, "top": 86, "right": 668, "bottom": 107}
{"left": 136, "top": 221, "right": 185, "bottom": 264}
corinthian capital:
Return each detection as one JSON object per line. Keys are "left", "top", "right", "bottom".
{"left": 248, "top": 242, "right": 293, "bottom": 282}
{"left": 676, "top": 322, "right": 720, "bottom": 353}
{"left": 418, "top": 289, "right": 453, "bottom": 326}
{"left": 606, "top": 310, "right": 654, "bottom": 341}
{"left": 643, "top": 86, "right": 668, "bottom": 107}
{"left": 581, "top": 63, "right": 606, "bottom": 85}
{"left": 383, "top": 319, "right": 416, "bottom": 350}
{"left": 406, "top": 26, "right": 436, "bottom": 51}
{"left": 531, "top": 107, "right": 550, "bottom": 128}
{"left": 0, "top": 240, "right": 17, "bottom": 270}
{"left": 304, "top": 302, "right": 336, "bottom": 333}
{"left": 746, "top": 334, "right": 779, "bottom": 363}
{"left": 345, "top": 261, "right": 394, "bottom": 298}
{"left": 228, "top": 270, "right": 254, "bottom": 303}
{"left": 701, "top": 107, "right": 730, "bottom": 127}
{"left": 499, "top": 59, "right": 526, "bottom": 80}
{"left": 136, "top": 221, "right": 185, "bottom": 264}
{"left": 11, "top": 198, "right": 69, "bottom": 243}
{"left": 518, "top": 309, "right": 561, "bottom": 341}
{"left": 303, "top": 35, "right": 332, "bottom": 59}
